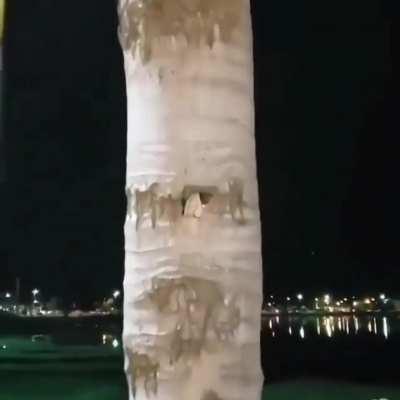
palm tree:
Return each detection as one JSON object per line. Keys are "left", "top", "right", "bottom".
{"left": 118, "top": 1, "right": 263, "bottom": 399}
{"left": 0, "top": 0, "right": 5, "bottom": 183}
{"left": 0, "top": 1, "right": 4, "bottom": 43}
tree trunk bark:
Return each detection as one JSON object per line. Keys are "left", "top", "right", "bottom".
{"left": 0, "top": 0, "right": 5, "bottom": 182}
{"left": 118, "top": 1, "right": 263, "bottom": 399}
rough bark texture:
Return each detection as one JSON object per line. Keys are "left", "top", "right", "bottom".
{"left": 0, "top": 0, "right": 4, "bottom": 183}
{"left": 118, "top": 1, "right": 263, "bottom": 399}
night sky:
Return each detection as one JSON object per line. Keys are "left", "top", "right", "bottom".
{"left": 0, "top": 1, "right": 398, "bottom": 305}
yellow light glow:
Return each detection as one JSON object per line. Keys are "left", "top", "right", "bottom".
{"left": 326, "top": 322, "right": 332, "bottom": 338}
{"left": 299, "top": 326, "right": 305, "bottom": 339}
{"left": 345, "top": 318, "right": 350, "bottom": 335}
{"left": 383, "top": 317, "right": 389, "bottom": 339}
{"left": 354, "top": 316, "right": 359, "bottom": 333}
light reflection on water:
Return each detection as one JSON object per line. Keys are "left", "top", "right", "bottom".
{"left": 262, "top": 314, "right": 397, "bottom": 340}
{"left": 101, "top": 333, "right": 120, "bottom": 348}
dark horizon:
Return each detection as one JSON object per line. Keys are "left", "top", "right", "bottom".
{"left": 0, "top": 0, "right": 399, "bottom": 303}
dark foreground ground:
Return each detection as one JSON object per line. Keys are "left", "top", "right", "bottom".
{"left": 1, "top": 342, "right": 399, "bottom": 400}
{"left": 1, "top": 314, "right": 400, "bottom": 399}
{"left": 1, "top": 369, "right": 400, "bottom": 400}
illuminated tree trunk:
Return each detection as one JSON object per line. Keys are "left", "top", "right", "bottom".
{"left": 0, "top": 0, "right": 5, "bottom": 182}
{"left": 118, "top": 1, "right": 263, "bottom": 399}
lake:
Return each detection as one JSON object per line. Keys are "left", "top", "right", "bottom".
{"left": 260, "top": 313, "right": 400, "bottom": 383}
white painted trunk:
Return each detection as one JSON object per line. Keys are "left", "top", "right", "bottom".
{"left": 118, "top": 1, "right": 263, "bottom": 399}
{"left": 0, "top": 0, "right": 4, "bottom": 183}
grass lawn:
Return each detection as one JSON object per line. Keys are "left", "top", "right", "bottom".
{"left": 1, "top": 369, "right": 399, "bottom": 400}
{"left": 1, "top": 336, "right": 399, "bottom": 400}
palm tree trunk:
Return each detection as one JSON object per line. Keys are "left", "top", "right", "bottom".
{"left": 0, "top": 0, "right": 5, "bottom": 183}
{"left": 118, "top": 1, "right": 263, "bottom": 399}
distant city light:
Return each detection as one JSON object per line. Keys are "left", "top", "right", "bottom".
{"left": 364, "top": 298, "right": 371, "bottom": 305}
{"left": 112, "top": 339, "right": 119, "bottom": 348}
{"left": 286, "top": 297, "right": 291, "bottom": 301}
{"left": 113, "top": 290, "right": 121, "bottom": 299}
{"left": 353, "top": 301, "right": 358, "bottom": 307}
{"left": 32, "top": 289, "right": 39, "bottom": 296}
{"left": 323, "top": 295, "right": 331, "bottom": 305}
{"left": 379, "top": 294, "right": 386, "bottom": 300}
{"left": 5, "top": 293, "right": 11, "bottom": 299}
{"left": 1, "top": 345, "right": 6, "bottom": 350}
{"left": 296, "top": 294, "right": 303, "bottom": 301}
